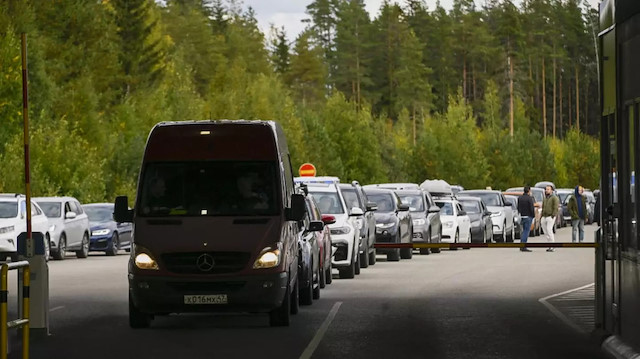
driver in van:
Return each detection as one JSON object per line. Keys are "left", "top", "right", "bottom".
{"left": 235, "top": 172, "right": 269, "bottom": 211}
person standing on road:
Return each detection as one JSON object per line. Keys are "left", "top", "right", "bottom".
{"left": 517, "top": 186, "right": 536, "bottom": 252}
{"left": 541, "top": 185, "right": 559, "bottom": 252}
{"left": 568, "top": 185, "right": 588, "bottom": 243}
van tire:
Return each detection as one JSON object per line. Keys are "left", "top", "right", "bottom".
{"left": 129, "top": 294, "right": 151, "bottom": 329}
{"left": 269, "top": 284, "right": 291, "bottom": 327}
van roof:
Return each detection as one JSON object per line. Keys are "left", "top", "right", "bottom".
{"left": 143, "top": 120, "right": 283, "bottom": 161}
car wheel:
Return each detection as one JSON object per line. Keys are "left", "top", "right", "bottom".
{"left": 269, "top": 283, "right": 291, "bottom": 327}
{"left": 76, "top": 232, "right": 89, "bottom": 259}
{"left": 129, "top": 294, "right": 152, "bottom": 329}
{"left": 290, "top": 279, "right": 299, "bottom": 314}
{"left": 300, "top": 264, "right": 313, "bottom": 306}
{"left": 354, "top": 248, "right": 361, "bottom": 275}
{"left": 339, "top": 258, "right": 356, "bottom": 279}
{"left": 360, "top": 241, "right": 370, "bottom": 268}
{"left": 325, "top": 262, "right": 333, "bottom": 285}
{"left": 312, "top": 264, "right": 321, "bottom": 300}
{"left": 420, "top": 228, "right": 431, "bottom": 255}
{"left": 450, "top": 230, "right": 459, "bottom": 250}
{"left": 53, "top": 235, "right": 66, "bottom": 260}
{"left": 319, "top": 260, "right": 326, "bottom": 289}
{"left": 106, "top": 233, "right": 119, "bottom": 257}
{"left": 369, "top": 246, "right": 377, "bottom": 265}
{"left": 45, "top": 233, "right": 51, "bottom": 261}
{"left": 507, "top": 223, "right": 514, "bottom": 243}
{"left": 463, "top": 230, "right": 471, "bottom": 249}
{"left": 400, "top": 245, "right": 413, "bottom": 259}
{"left": 432, "top": 231, "right": 442, "bottom": 253}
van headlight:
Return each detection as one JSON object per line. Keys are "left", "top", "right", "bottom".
{"left": 134, "top": 245, "right": 159, "bottom": 270}
{"left": 0, "top": 226, "right": 14, "bottom": 235}
{"left": 330, "top": 226, "right": 351, "bottom": 235}
{"left": 254, "top": 246, "right": 281, "bottom": 269}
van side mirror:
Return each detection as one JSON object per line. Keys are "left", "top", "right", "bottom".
{"left": 398, "top": 204, "right": 410, "bottom": 212}
{"left": 114, "top": 196, "right": 134, "bottom": 223}
{"left": 366, "top": 201, "right": 378, "bottom": 212}
{"left": 350, "top": 207, "right": 364, "bottom": 216}
{"left": 321, "top": 214, "right": 336, "bottom": 225}
{"left": 286, "top": 193, "right": 306, "bottom": 221}
{"left": 308, "top": 220, "right": 324, "bottom": 232}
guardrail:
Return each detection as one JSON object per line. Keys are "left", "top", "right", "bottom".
{"left": 374, "top": 242, "right": 598, "bottom": 249}
{"left": 0, "top": 261, "right": 30, "bottom": 359}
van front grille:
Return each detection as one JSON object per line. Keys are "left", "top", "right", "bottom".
{"left": 161, "top": 252, "right": 251, "bottom": 274}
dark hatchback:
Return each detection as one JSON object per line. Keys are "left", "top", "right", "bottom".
{"left": 362, "top": 188, "right": 412, "bottom": 261}
{"left": 83, "top": 203, "right": 132, "bottom": 256}
{"left": 396, "top": 189, "right": 442, "bottom": 254}
{"left": 457, "top": 196, "right": 493, "bottom": 243}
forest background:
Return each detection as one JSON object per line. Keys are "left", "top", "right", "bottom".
{"left": 0, "top": 0, "right": 601, "bottom": 202}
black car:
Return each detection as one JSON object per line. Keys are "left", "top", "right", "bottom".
{"left": 363, "top": 188, "right": 413, "bottom": 261}
{"left": 82, "top": 203, "right": 132, "bottom": 256}
{"left": 340, "top": 182, "right": 378, "bottom": 268}
{"left": 457, "top": 196, "right": 493, "bottom": 243}
{"left": 396, "top": 189, "right": 442, "bottom": 254}
{"left": 297, "top": 195, "right": 325, "bottom": 306}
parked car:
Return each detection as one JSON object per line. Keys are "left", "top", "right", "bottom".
{"left": 82, "top": 203, "right": 132, "bottom": 256}
{"left": 35, "top": 196, "right": 91, "bottom": 260}
{"left": 396, "top": 188, "right": 442, "bottom": 254}
{"left": 364, "top": 183, "right": 420, "bottom": 190}
{"left": 584, "top": 190, "right": 596, "bottom": 223}
{"left": 297, "top": 195, "right": 325, "bottom": 306}
{"left": 433, "top": 197, "right": 471, "bottom": 249}
{"left": 505, "top": 187, "right": 545, "bottom": 236}
{"left": 0, "top": 194, "right": 51, "bottom": 261}
{"left": 302, "top": 191, "right": 333, "bottom": 289}
{"left": 503, "top": 195, "right": 522, "bottom": 239}
{"left": 340, "top": 181, "right": 378, "bottom": 268}
{"left": 459, "top": 190, "right": 514, "bottom": 242}
{"left": 298, "top": 177, "right": 362, "bottom": 279}
{"left": 363, "top": 187, "right": 413, "bottom": 261}
{"left": 458, "top": 196, "right": 493, "bottom": 243}
{"left": 556, "top": 189, "right": 573, "bottom": 225}
{"left": 534, "top": 181, "right": 557, "bottom": 191}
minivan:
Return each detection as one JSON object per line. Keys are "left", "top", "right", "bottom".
{"left": 114, "top": 120, "right": 306, "bottom": 328}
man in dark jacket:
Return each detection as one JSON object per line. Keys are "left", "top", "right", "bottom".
{"left": 517, "top": 186, "right": 536, "bottom": 252}
{"left": 568, "top": 185, "right": 588, "bottom": 242}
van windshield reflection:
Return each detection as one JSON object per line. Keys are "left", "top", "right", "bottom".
{"left": 139, "top": 161, "right": 279, "bottom": 217}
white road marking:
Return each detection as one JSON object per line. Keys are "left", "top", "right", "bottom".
{"left": 538, "top": 283, "right": 594, "bottom": 334}
{"left": 299, "top": 302, "right": 342, "bottom": 359}
{"left": 50, "top": 306, "right": 64, "bottom": 312}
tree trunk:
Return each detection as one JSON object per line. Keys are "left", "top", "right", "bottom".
{"left": 553, "top": 53, "right": 557, "bottom": 138}
{"left": 542, "top": 57, "right": 547, "bottom": 137}
{"left": 472, "top": 64, "right": 477, "bottom": 101}
{"left": 413, "top": 106, "right": 417, "bottom": 146}
{"left": 529, "top": 55, "right": 534, "bottom": 108}
{"left": 509, "top": 55, "right": 514, "bottom": 137}
{"left": 463, "top": 55, "right": 467, "bottom": 101}
{"left": 576, "top": 66, "right": 580, "bottom": 131}
{"left": 568, "top": 80, "right": 572, "bottom": 129}
{"left": 559, "top": 71, "right": 563, "bottom": 138}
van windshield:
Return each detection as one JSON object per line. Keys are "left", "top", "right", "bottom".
{"left": 138, "top": 161, "right": 279, "bottom": 217}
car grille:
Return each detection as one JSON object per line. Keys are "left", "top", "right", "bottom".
{"left": 334, "top": 243, "right": 348, "bottom": 261}
{"left": 162, "top": 252, "right": 251, "bottom": 274}
{"left": 166, "top": 281, "right": 246, "bottom": 293}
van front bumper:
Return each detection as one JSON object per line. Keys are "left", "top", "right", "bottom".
{"left": 129, "top": 271, "right": 289, "bottom": 314}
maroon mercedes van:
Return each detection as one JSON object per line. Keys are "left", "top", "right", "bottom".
{"left": 114, "top": 120, "right": 305, "bottom": 327}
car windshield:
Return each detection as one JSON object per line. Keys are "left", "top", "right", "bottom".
{"left": 460, "top": 201, "right": 480, "bottom": 214}
{"left": 139, "top": 161, "right": 279, "bottom": 217}
{"left": 309, "top": 192, "right": 345, "bottom": 214}
{"left": 38, "top": 202, "right": 62, "bottom": 218}
{"left": 366, "top": 193, "right": 395, "bottom": 212}
{"left": 398, "top": 195, "right": 425, "bottom": 212}
{"left": 558, "top": 192, "right": 570, "bottom": 203}
{"left": 465, "top": 193, "right": 501, "bottom": 206}
{"left": 531, "top": 190, "right": 544, "bottom": 203}
{"left": 436, "top": 201, "right": 454, "bottom": 215}
{"left": 0, "top": 202, "right": 18, "bottom": 219}
{"left": 341, "top": 189, "right": 362, "bottom": 210}
{"left": 84, "top": 207, "right": 113, "bottom": 222}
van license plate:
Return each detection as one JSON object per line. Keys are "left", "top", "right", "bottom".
{"left": 184, "top": 294, "right": 228, "bottom": 304}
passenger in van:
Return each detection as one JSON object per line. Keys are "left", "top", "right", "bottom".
{"left": 142, "top": 176, "right": 185, "bottom": 215}
{"left": 233, "top": 172, "right": 269, "bottom": 211}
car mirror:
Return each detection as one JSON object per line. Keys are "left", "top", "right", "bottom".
{"left": 65, "top": 211, "right": 77, "bottom": 220}
{"left": 366, "top": 201, "right": 378, "bottom": 212}
{"left": 322, "top": 214, "right": 336, "bottom": 225}
{"left": 350, "top": 207, "right": 364, "bottom": 216}
{"left": 397, "top": 204, "right": 410, "bottom": 212}
{"left": 484, "top": 210, "right": 492, "bottom": 216}
{"left": 286, "top": 193, "right": 306, "bottom": 221}
{"left": 428, "top": 205, "right": 440, "bottom": 213}
{"left": 458, "top": 210, "right": 466, "bottom": 216}
{"left": 114, "top": 196, "right": 134, "bottom": 223}
{"left": 308, "top": 220, "right": 324, "bottom": 232}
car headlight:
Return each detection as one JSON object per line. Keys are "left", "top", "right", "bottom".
{"left": 375, "top": 223, "right": 395, "bottom": 229}
{"left": 331, "top": 226, "right": 352, "bottom": 235}
{"left": 0, "top": 226, "right": 15, "bottom": 235}
{"left": 491, "top": 212, "right": 501, "bottom": 217}
{"left": 49, "top": 225, "right": 56, "bottom": 233}
{"left": 444, "top": 221, "right": 454, "bottom": 228}
{"left": 412, "top": 219, "right": 426, "bottom": 226}
{"left": 92, "top": 229, "right": 111, "bottom": 236}
{"left": 134, "top": 245, "right": 159, "bottom": 270}
{"left": 253, "top": 246, "right": 281, "bottom": 269}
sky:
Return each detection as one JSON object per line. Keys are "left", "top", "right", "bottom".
{"left": 242, "top": 0, "right": 601, "bottom": 41}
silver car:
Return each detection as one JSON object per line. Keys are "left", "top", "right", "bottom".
{"left": 34, "top": 196, "right": 91, "bottom": 260}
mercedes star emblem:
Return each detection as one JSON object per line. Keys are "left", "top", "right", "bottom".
{"left": 196, "top": 254, "right": 215, "bottom": 272}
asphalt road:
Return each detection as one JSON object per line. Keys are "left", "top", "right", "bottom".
{"left": 15, "top": 224, "right": 606, "bottom": 359}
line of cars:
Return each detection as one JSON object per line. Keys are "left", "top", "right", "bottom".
{"left": 0, "top": 194, "right": 131, "bottom": 261}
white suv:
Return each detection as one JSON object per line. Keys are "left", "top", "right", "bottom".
{"left": 34, "top": 196, "right": 91, "bottom": 260}
{"left": 0, "top": 194, "right": 51, "bottom": 261}
{"left": 295, "top": 177, "right": 362, "bottom": 279}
